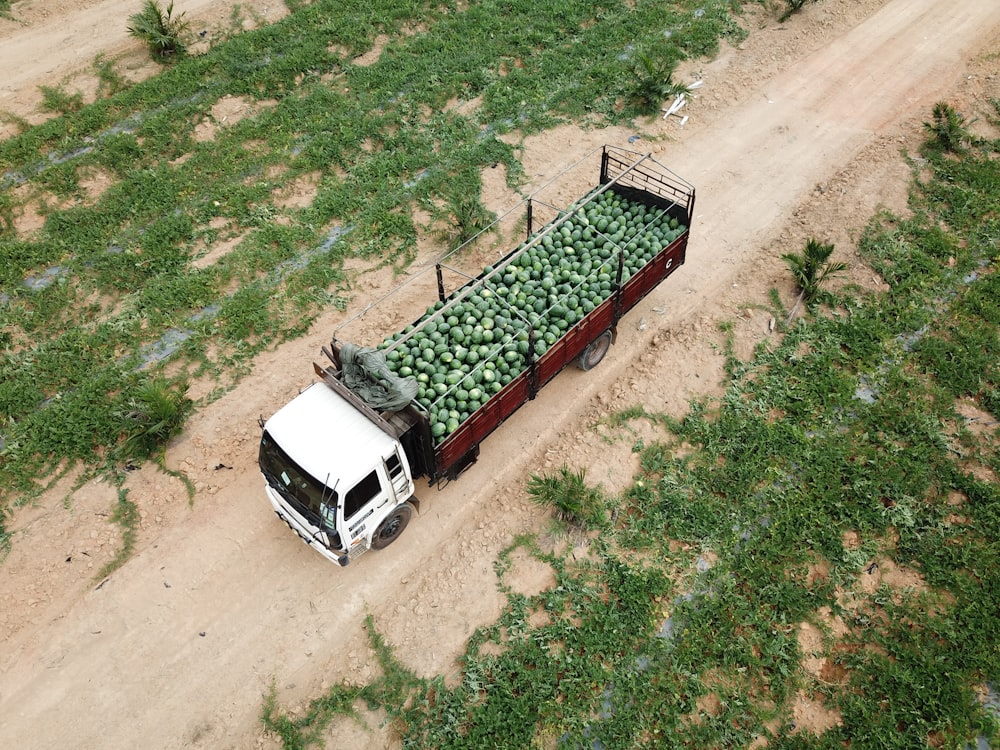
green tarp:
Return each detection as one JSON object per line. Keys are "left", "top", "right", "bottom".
{"left": 339, "top": 342, "right": 418, "bottom": 412}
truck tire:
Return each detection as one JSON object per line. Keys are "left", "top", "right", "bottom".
{"left": 577, "top": 330, "right": 613, "bottom": 371}
{"left": 371, "top": 502, "right": 414, "bottom": 550}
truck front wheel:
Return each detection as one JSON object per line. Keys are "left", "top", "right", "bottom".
{"left": 578, "top": 330, "right": 613, "bottom": 371}
{"left": 371, "top": 502, "right": 414, "bottom": 550}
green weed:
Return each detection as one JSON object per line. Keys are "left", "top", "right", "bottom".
{"left": 39, "top": 85, "right": 85, "bottom": 115}
{"left": 923, "top": 101, "right": 971, "bottom": 154}
{"left": 630, "top": 51, "right": 691, "bottom": 116}
{"left": 441, "top": 194, "right": 495, "bottom": 249}
{"left": 779, "top": 0, "right": 815, "bottom": 23}
{"left": 95, "top": 487, "right": 140, "bottom": 580}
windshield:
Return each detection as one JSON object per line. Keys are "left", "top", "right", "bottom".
{"left": 259, "top": 430, "right": 338, "bottom": 528}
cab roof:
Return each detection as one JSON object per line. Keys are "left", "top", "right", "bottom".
{"left": 263, "top": 382, "right": 398, "bottom": 491}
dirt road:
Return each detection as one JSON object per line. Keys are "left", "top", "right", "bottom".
{"left": 1, "top": 0, "right": 999, "bottom": 747}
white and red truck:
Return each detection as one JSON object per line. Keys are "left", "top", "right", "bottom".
{"left": 259, "top": 145, "right": 695, "bottom": 565}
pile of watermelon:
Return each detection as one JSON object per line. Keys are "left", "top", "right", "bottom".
{"left": 380, "top": 188, "right": 686, "bottom": 441}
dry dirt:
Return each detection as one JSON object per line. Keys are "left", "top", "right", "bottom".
{"left": 1, "top": 0, "right": 1000, "bottom": 748}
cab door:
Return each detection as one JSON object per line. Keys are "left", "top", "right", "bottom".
{"left": 340, "top": 467, "right": 391, "bottom": 549}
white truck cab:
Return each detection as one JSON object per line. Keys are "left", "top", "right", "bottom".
{"left": 259, "top": 381, "right": 417, "bottom": 565}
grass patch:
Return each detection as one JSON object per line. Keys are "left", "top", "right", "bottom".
{"left": 39, "top": 85, "right": 85, "bottom": 115}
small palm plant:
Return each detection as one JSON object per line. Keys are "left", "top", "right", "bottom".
{"left": 923, "top": 102, "right": 969, "bottom": 154}
{"left": 782, "top": 238, "right": 847, "bottom": 315}
{"left": 631, "top": 52, "right": 693, "bottom": 116}
{"left": 127, "top": 0, "right": 191, "bottom": 60}
{"left": 117, "top": 376, "right": 193, "bottom": 463}
{"left": 448, "top": 195, "right": 495, "bottom": 247}
{"left": 779, "top": 0, "right": 814, "bottom": 23}
{"left": 527, "top": 466, "right": 607, "bottom": 531}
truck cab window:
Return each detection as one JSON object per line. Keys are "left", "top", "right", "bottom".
{"left": 344, "top": 470, "right": 382, "bottom": 519}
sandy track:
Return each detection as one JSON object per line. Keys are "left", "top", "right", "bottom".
{"left": 1, "top": 0, "right": 999, "bottom": 747}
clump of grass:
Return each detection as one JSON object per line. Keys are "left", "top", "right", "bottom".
{"left": 444, "top": 194, "right": 495, "bottom": 248}
{"left": 39, "top": 85, "right": 85, "bottom": 115}
{"left": 127, "top": 0, "right": 191, "bottom": 60}
{"left": 527, "top": 465, "right": 607, "bottom": 530}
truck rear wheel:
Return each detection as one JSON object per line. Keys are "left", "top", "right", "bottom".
{"left": 371, "top": 502, "right": 414, "bottom": 550}
{"left": 578, "top": 330, "right": 613, "bottom": 371}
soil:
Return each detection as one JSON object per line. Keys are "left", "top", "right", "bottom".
{"left": 2, "top": 0, "right": 1000, "bottom": 747}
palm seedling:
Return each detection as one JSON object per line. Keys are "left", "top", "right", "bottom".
{"left": 127, "top": 0, "right": 191, "bottom": 60}
{"left": 631, "top": 52, "right": 693, "bottom": 116}
{"left": 782, "top": 237, "right": 847, "bottom": 318}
